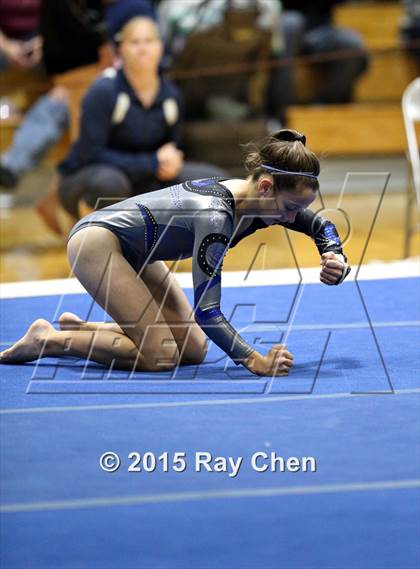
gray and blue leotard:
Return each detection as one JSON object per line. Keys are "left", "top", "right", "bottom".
{"left": 69, "top": 178, "right": 345, "bottom": 364}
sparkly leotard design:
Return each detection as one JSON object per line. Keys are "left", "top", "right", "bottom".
{"left": 69, "top": 178, "right": 345, "bottom": 363}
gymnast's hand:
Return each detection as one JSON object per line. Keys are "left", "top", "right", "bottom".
{"left": 319, "top": 252, "right": 351, "bottom": 285}
{"left": 244, "top": 344, "right": 293, "bottom": 377}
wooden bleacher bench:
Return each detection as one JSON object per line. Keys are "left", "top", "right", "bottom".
{"left": 291, "top": 2, "right": 415, "bottom": 105}
{"left": 289, "top": 1, "right": 415, "bottom": 155}
{"left": 182, "top": 103, "right": 410, "bottom": 162}
{"left": 334, "top": 2, "right": 402, "bottom": 50}
{"left": 0, "top": 67, "right": 51, "bottom": 110}
{"left": 1, "top": 2, "right": 415, "bottom": 164}
{"left": 183, "top": 0, "right": 415, "bottom": 159}
{"left": 149, "top": 1, "right": 416, "bottom": 158}
{"left": 288, "top": 103, "right": 407, "bottom": 155}
{"left": 334, "top": 1, "right": 416, "bottom": 102}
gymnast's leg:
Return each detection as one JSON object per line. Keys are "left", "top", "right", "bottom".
{"left": 57, "top": 260, "right": 208, "bottom": 366}
{"left": 0, "top": 318, "right": 146, "bottom": 370}
{"left": 141, "top": 261, "right": 208, "bottom": 365}
{"left": 0, "top": 226, "right": 180, "bottom": 371}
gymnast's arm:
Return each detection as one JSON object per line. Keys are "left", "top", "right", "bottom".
{"left": 192, "top": 211, "right": 293, "bottom": 375}
{"left": 192, "top": 210, "right": 254, "bottom": 365}
{"left": 281, "top": 209, "right": 351, "bottom": 284}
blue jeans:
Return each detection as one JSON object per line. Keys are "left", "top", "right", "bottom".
{"left": 303, "top": 24, "right": 369, "bottom": 103}
{"left": 279, "top": 12, "right": 369, "bottom": 104}
{"left": 1, "top": 94, "right": 69, "bottom": 175}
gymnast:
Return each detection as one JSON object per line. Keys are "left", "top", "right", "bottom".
{"left": 0, "top": 129, "right": 350, "bottom": 376}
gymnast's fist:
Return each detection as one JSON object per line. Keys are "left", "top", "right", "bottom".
{"left": 320, "top": 252, "right": 351, "bottom": 285}
{"left": 245, "top": 344, "right": 294, "bottom": 377}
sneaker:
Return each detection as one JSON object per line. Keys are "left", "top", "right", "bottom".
{"left": 0, "top": 163, "right": 18, "bottom": 189}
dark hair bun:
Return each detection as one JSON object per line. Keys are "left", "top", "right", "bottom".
{"left": 272, "top": 129, "right": 306, "bottom": 146}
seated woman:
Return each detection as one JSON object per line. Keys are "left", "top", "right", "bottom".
{"left": 1, "top": 130, "right": 351, "bottom": 377}
{"left": 36, "top": 16, "right": 227, "bottom": 234}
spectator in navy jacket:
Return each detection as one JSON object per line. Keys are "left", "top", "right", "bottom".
{"left": 36, "top": 16, "right": 226, "bottom": 234}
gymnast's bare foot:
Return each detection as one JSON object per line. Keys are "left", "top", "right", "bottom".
{"left": 0, "top": 319, "right": 55, "bottom": 363}
{"left": 58, "top": 312, "right": 123, "bottom": 335}
{"left": 58, "top": 311, "right": 85, "bottom": 330}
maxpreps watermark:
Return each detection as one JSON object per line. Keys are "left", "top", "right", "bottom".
{"left": 99, "top": 451, "right": 317, "bottom": 477}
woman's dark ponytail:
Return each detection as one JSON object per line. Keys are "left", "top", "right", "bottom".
{"left": 272, "top": 129, "right": 306, "bottom": 146}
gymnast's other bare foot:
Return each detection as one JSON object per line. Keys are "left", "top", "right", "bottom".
{"left": 58, "top": 312, "right": 122, "bottom": 335}
{"left": 58, "top": 312, "right": 85, "bottom": 330}
{"left": 0, "top": 319, "right": 55, "bottom": 363}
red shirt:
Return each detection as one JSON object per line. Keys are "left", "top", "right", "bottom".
{"left": 0, "top": 0, "right": 40, "bottom": 38}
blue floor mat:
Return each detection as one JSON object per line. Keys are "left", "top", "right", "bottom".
{"left": 0, "top": 277, "right": 419, "bottom": 569}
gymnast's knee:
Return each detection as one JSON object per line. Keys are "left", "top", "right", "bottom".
{"left": 138, "top": 339, "right": 180, "bottom": 372}
{"left": 180, "top": 332, "right": 208, "bottom": 365}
